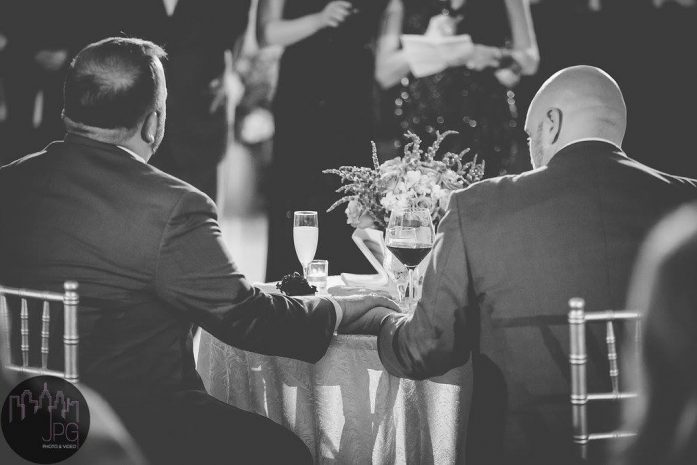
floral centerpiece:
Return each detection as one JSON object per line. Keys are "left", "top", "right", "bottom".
{"left": 323, "top": 131, "right": 485, "bottom": 303}
{"left": 323, "top": 130, "right": 485, "bottom": 230}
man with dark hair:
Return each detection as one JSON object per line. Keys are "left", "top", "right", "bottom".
{"left": 63, "top": 38, "right": 167, "bottom": 131}
{"left": 80, "top": 0, "right": 253, "bottom": 201}
{"left": 62, "top": 37, "right": 168, "bottom": 145}
{"left": 0, "top": 37, "right": 397, "bottom": 465}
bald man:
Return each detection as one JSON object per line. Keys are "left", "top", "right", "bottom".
{"left": 377, "top": 66, "right": 697, "bottom": 464}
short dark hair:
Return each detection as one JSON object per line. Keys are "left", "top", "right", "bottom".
{"left": 63, "top": 37, "right": 167, "bottom": 129}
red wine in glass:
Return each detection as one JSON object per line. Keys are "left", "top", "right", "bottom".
{"left": 386, "top": 209, "right": 435, "bottom": 310}
{"left": 387, "top": 243, "right": 432, "bottom": 268}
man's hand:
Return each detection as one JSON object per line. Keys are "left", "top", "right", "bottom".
{"left": 334, "top": 294, "right": 400, "bottom": 335}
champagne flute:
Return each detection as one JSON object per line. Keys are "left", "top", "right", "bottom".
{"left": 385, "top": 208, "right": 435, "bottom": 308}
{"left": 293, "top": 211, "right": 318, "bottom": 277}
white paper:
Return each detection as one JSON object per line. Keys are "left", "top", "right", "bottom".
{"left": 401, "top": 34, "right": 473, "bottom": 78}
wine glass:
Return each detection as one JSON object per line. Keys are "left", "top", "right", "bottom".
{"left": 383, "top": 250, "right": 409, "bottom": 305}
{"left": 385, "top": 207, "right": 435, "bottom": 309}
{"left": 293, "top": 211, "right": 318, "bottom": 277}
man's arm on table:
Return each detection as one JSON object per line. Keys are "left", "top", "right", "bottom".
{"left": 155, "top": 191, "right": 393, "bottom": 363}
{"left": 378, "top": 194, "right": 474, "bottom": 379}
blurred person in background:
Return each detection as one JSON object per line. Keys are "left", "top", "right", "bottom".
{"left": 0, "top": 0, "right": 81, "bottom": 164}
{"left": 258, "top": 0, "right": 392, "bottom": 281}
{"left": 80, "top": 0, "right": 252, "bottom": 202}
{"left": 620, "top": 203, "right": 697, "bottom": 465}
{"left": 0, "top": 9, "right": 7, "bottom": 145}
{"left": 375, "top": 0, "right": 539, "bottom": 176}
{"left": 620, "top": 0, "right": 697, "bottom": 178}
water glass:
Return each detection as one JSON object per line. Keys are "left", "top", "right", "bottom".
{"left": 307, "top": 260, "right": 329, "bottom": 295}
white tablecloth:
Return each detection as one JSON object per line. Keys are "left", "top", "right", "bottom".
{"left": 197, "top": 329, "right": 472, "bottom": 464}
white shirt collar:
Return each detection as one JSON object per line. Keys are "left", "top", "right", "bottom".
{"left": 557, "top": 138, "right": 623, "bottom": 153}
{"left": 116, "top": 145, "right": 146, "bottom": 164}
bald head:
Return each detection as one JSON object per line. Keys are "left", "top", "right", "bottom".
{"left": 525, "top": 66, "right": 627, "bottom": 168}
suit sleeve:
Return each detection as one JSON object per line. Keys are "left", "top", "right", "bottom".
{"left": 378, "top": 193, "right": 474, "bottom": 379}
{"left": 155, "top": 191, "right": 336, "bottom": 363}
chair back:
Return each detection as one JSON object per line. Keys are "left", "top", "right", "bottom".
{"left": 0, "top": 281, "right": 79, "bottom": 383}
{"left": 568, "top": 297, "right": 640, "bottom": 459}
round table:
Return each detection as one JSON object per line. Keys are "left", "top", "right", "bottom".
{"left": 196, "top": 281, "right": 473, "bottom": 464}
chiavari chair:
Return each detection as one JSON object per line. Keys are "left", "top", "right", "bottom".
{"left": 0, "top": 281, "right": 79, "bottom": 383}
{"left": 568, "top": 297, "right": 640, "bottom": 459}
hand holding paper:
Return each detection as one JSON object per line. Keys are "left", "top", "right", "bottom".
{"left": 401, "top": 34, "right": 473, "bottom": 78}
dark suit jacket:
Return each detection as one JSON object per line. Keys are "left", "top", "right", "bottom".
{"left": 0, "top": 134, "right": 336, "bottom": 406}
{"left": 378, "top": 141, "right": 697, "bottom": 464}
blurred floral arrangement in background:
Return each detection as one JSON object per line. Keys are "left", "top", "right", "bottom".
{"left": 324, "top": 130, "right": 485, "bottom": 230}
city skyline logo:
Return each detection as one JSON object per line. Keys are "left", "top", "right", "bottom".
{"left": 2, "top": 376, "right": 90, "bottom": 464}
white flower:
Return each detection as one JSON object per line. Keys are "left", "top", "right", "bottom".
{"left": 380, "top": 157, "right": 403, "bottom": 191}
{"left": 416, "top": 196, "right": 434, "bottom": 212}
{"left": 379, "top": 157, "right": 404, "bottom": 175}
{"left": 416, "top": 174, "right": 433, "bottom": 195}
{"left": 395, "top": 195, "right": 411, "bottom": 211}
{"left": 382, "top": 191, "right": 413, "bottom": 214}
{"left": 441, "top": 170, "right": 462, "bottom": 190}
{"left": 381, "top": 192, "right": 398, "bottom": 211}
{"left": 405, "top": 170, "right": 421, "bottom": 189}
{"left": 345, "top": 199, "right": 365, "bottom": 227}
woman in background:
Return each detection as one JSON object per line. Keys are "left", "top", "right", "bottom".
{"left": 375, "top": 0, "right": 538, "bottom": 176}
{"left": 620, "top": 203, "right": 697, "bottom": 465}
{"left": 258, "top": 0, "right": 389, "bottom": 281}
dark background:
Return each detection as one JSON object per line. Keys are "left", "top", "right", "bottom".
{"left": 0, "top": 0, "right": 696, "bottom": 177}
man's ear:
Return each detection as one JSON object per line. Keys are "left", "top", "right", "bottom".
{"left": 141, "top": 111, "right": 158, "bottom": 144}
{"left": 546, "top": 108, "right": 562, "bottom": 144}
